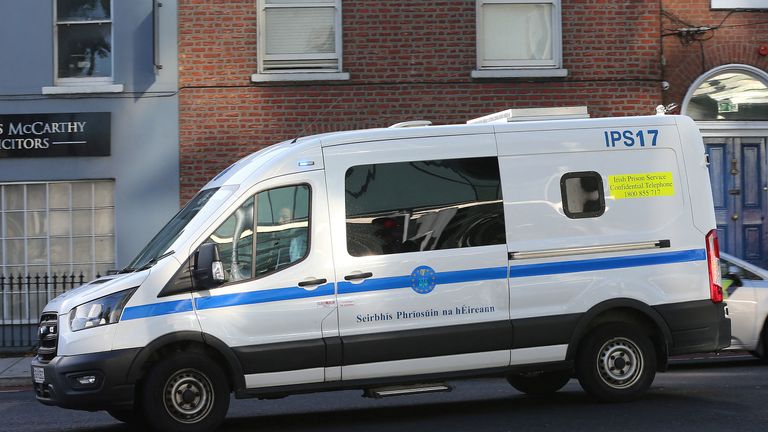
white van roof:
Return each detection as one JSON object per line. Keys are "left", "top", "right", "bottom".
{"left": 204, "top": 115, "right": 684, "bottom": 190}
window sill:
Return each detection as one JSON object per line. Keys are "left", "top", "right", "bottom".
{"left": 251, "top": 72, "right": 350, "bottom": 83}
{"left": 471, "top": 68, "right": 569, "bottom": 79}
{"left": 42, "top": 84, "right": 124, "bottom": 95}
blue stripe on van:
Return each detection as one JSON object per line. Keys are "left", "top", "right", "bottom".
{"left": 509, "top": 249, "right": 707, "bottom": 278}
{"left": 118, "top": 249, "right": 705, "bottom": 320}
{"left": 195, "top": 283, "right": 335, "bottom": 311}
{"left": 336, "top": 266, "right": 509, "bottom": 295}
{"left": 121, "top": 299, "right": 194, "bottom": 321}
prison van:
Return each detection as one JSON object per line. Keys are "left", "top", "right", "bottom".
{"left": 32, "top": 115, "right": 730, "bottom": 431}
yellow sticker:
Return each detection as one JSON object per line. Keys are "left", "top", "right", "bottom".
{"left": 608, "top": 172, "right": 675, "bottom": 199}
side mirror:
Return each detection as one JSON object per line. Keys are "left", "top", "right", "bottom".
{"left": 194, "top": 243, "right": 226, "bottom": 289}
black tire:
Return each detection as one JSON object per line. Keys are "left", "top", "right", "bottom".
{"left": 575, "top": 323, "right": 657, "bottom": 402}
{"left": 106, "top": 408, "right": 142, "bottom": 425}
{"left": 140, "top": 350, "right": 230, "bottom": 432}
{"left": 507, "top": 370, "right": 572, "bottom": 395}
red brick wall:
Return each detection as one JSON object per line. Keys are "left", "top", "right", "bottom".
{"left": 179, "top": 0, "right": 664, "bottom": 200}
{"left": 661, "top": 0, "right": 768, "bottom": 108}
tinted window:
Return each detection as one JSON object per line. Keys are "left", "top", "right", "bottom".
{"left": 207, "top": 197, "right": 254, "bottom": 282}
{"left": 254, "top": 185, "right": 310, "bottom": 276}
{"left": 561, "top": 172, "right": 605, "bottom": 219}
{"left": 345, "top": 157, "right": 505, "bottom": 256}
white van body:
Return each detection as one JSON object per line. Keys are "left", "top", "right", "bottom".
{"left": 32, "top": 115, "right": 730, "bottom": 431}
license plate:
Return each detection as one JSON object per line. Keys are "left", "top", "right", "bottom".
{"left": 33, "top": 367, "right": 45, "bottom": 384}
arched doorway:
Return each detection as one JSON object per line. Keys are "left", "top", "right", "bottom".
{"left": 683, "top": 65, "right": 768, "bottom": 266}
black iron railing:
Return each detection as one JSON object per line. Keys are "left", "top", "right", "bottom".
{"left": 0, "top": 273, "right": 96, "bottom": 349}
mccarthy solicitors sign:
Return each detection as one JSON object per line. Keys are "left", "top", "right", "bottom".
{"left": 0, "top": 112, "right": 110, "bottom": 158}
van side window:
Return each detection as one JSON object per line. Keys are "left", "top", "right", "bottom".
{"left": 207, "top": 197, "right": 255, "bottom": 282}
{"left": 561, "top": 172, "right": 605, "bottom": 219}
{"left": 254, "top": 185, "right": 310, "bottom": 276}
{"left": 345, "top": 157, "right": 505, "bottom": 257}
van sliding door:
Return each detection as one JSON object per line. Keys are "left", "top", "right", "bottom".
{"left": 324, "top": 133, "right": 511, "bottom": 380}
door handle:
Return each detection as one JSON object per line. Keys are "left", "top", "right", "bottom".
{"left": 344, "top": 272, "right": 373, "bottom": 281}
{"left": 298, "top": 278, "right": 327, "bottom": 287}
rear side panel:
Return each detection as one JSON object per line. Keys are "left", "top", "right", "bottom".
{"left": 496, "top": 118, "right": 726, "bottom": 359}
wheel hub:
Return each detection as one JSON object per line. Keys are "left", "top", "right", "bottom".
{"left": 163, "top": 369, "right": 215, "bottom": 424}
{"left": 597, "top": 337, "right": 644, "bottom": 389}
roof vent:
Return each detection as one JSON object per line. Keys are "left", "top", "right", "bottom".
{"left": 388, "top": 120, "right": 433, "bottom": 128}
{"left": 467, "top": 106, "right": 589, "bottom": 124}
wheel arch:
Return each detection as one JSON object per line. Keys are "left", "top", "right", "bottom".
{"left": 567, "top": 298, "right": 673, "bottom": 371}
{"left": 125, "top": 331, "right": 246, "bottom": 392}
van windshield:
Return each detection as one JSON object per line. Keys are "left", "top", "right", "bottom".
{"left": 123, "top": 188, "right": 221, "bottom": 272}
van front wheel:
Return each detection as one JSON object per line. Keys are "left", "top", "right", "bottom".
{"left": 140, "top": 350, "right": 230, "bottom": 432}
{"left": 575, "top": 324, "right": 656, "bottom": 402}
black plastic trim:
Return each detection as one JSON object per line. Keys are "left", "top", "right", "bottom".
{"left": 566, "top": 298, "right": 674, "bottom": 363}
{"left": 234, "top": 339, "right": 326, "bottom": 374}
{"left": 32, "top": 348, "right": 141, "bottom": 411}
{"left": 654, "top": 300, "right": 731, "bottom": 354}
{"left": 342, "top": 320, "right": 513, "bottom": 365}
{"left": 512, "top": 314, "right": 581, "bottom": 349}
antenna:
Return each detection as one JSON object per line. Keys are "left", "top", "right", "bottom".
{"left": 290, "top": 94, "right": 345, "bottom": 143}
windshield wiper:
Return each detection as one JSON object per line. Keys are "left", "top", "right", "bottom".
{"left": 138, "top": 250, "right": 176, "bottom": 271}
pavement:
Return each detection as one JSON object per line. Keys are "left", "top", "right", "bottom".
{"left": 0, "top": 356, "right": 33, "bottom": 389}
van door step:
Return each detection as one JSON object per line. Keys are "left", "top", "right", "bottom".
{"left": 363, "top": 383, "right": 453, "bottom": 398}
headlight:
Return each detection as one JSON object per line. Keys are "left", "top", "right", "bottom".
{"left": 69, "top": 288, "right": 137, "bottom": 332}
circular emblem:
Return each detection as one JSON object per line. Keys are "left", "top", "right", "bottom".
{"left": 410, "top": 266, "right": 437, "bottom": 294}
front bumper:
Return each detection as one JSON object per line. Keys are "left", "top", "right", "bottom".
{"left": 31, "top": 348, "right": 140, "bottom": 411}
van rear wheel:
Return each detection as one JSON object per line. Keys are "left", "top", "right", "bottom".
{"left": 140, "top": 350, "right": 230, "bottom": 432}
{"left": 507, "top": 370, "right": 572, "bottom": 395}
{"left": 575, "top": 323, "right": 656, "bottom": 402}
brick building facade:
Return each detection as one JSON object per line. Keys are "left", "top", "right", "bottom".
{"left": 178, "top": 0, "right": 664, "bottom": 200}
{"left": 661, "top": 1, "right": 768, "bottom": 264}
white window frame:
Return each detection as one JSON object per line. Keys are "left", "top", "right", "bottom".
{"left": 712, "top": 0, "right": 768, "bottom": 9}
{"left": 473, "top": 0, "right": 567, "bottom": 78}
{"left": 252, "top": 0, "right": 349, "bottom": 82}
{"left": 48, "top": 0, "right": 123, "bottom": 93}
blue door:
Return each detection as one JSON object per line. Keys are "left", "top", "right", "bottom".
{"left": 706, "top": 137, "right": 768, "bottom": 267}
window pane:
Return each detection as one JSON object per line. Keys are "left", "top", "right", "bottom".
{"left": 95, "top": 236, "right": 114, "bottom": 263}
{"left": 265, "top": 8, "right": 335, "bottom": 55}
{"left": 50, "top": 238, "right": 71, "bottom": 264}
{"left": 345, "top": 158, "right": 505, "bottom": 256}
{"left": 72, "top": 210, "right": 93, "bottom": 235}
{"left": 94, "top": 208, "right": 113, "bottom": 235}
{"left": 5, "top": 212, "right": 25, "bottom": 237}
{"left": 687, "top": 72, "right": 768, "bottom": 121}
{"left": 71, "top": 183, "right": 93, "bottom": 208}
{"left": 482, "top": 3, "right": 552, "bottom": 62}
{"left": 27, "top": 212, "right": 48, "bottom": 237}
{"left": 208, "top": 197, "right": 254, "bottom": 282}
{"left": 58, "top": 0, "right": 111, "bottom": 21}
{"left": 561, "top": 172, "right": 605, "bottom": 219}
{"left": 4, "top": 185, "right": 24, "bottom": 210}
{"left": 255, "top": 186, "right": 310, "bottom": 276}
{"left": 94, "top": 181, "right": 114, "bottom": 207}
{"left": 267, "top": 0, "right": 333, "bottom": 3}
{"left": 49, "top": 183, "right": 71, "bottom": 209}
{"left": 27, "top": 185, "right": 47, "bottom": 210}
{"left": 28, "top": 239, "right": 48, "bottom": 265}
{"left": 50, "top": 211, "right": 71, "bottom": 236}
{"left": 6, "top": 240, "right": 25, "bottom": 265}
{"left": 57, "top": 23, "right": 112, "bottom": 78}
{"left": 73, "top": 237, "right": 93, "bottom": 263}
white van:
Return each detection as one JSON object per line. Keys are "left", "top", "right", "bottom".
{"left": 32, "top": 115, "right": 730, "bottom": 431}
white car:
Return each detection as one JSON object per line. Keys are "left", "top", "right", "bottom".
{"left": 721, "top": 252, "right": 768, "bottom": 359}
